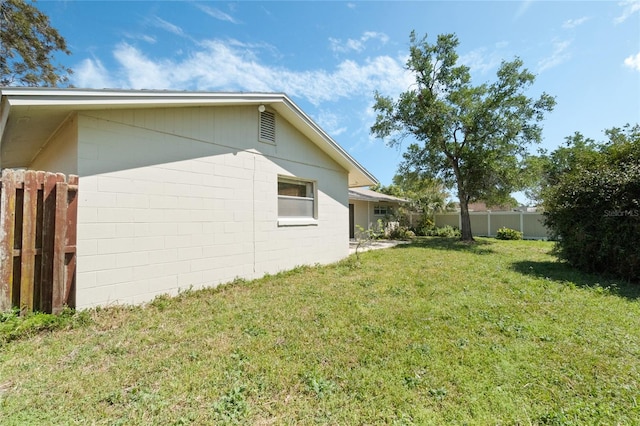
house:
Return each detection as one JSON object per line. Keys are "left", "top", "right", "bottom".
{"left": 348, "top": 187, "right": 407, "bottom": 238}
{"left": 0, "top": 88, "right": 377, "bottom": 309}
{"left": 466, "top": 201, "right": 516, "bottom": 212}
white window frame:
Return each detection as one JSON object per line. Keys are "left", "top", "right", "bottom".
{"left": 374, "top": 204, "right": 392, "bottom": 216}
{"left": 277, "top": 176, "right": 318, "bottom": 226}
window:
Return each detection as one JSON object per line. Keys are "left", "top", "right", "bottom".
{"left": 278, "top": 176, "right": 317, "bottom": 226}
{"left": 374, "top": 205, "right": 392, "bottom": 216}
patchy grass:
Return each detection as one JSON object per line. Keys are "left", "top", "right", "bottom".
{"left": 1, "top": 238, "right": 639, "bottom": 424}
{"left": 0, "top": 308, "right": 91, "bottom": 345}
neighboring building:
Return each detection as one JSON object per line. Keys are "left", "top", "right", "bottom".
{"left": 0, "top": 88, "right": 377, "bottom": 308}
{"left": 467, "top": 201, "right": 516, "bottom": 212}
{"left": 348, "top": 187, "right": 407, "bottom": 238}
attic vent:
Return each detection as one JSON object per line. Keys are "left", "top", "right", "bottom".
{"left": 259, "top": 110, "right": 276, "bottom": 144}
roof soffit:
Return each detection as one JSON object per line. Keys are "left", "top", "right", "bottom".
{"left": 0, "top": 88, "right": 377, "bottom": 186}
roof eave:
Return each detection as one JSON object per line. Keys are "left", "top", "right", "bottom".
{"left": 0, "top": 88, "right": 378, "bottom": 186}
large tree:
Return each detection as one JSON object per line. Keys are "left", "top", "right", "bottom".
{"left": 371, "top": 32, "right": 555, "bottom": 241}
{"left": 374, "top": 172, "right": 451, "bottom": 216}
{"left": 1, "top": 0, "right": 71, "bottom": 86}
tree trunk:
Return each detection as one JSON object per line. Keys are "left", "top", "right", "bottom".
{"left": 458, "top": 196, "right": 475, "bottom": 242}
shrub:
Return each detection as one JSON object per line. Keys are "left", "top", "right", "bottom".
{"left": 496, "top": 227, "right": 523, "bottom": 240}
{"left": 412, "top": 216, "right": 435, "bottom": 236}
{"left": 542, "top": 125, "right": 640, "bottom": 282}
{"left": 545, "top": 163, "right": 640, "bottom": 282}
{"left": 426, "top": 225, "right": 461, "bottom": 238}
{"left": 388, "top": 226, "right": 416, "bottom": 240}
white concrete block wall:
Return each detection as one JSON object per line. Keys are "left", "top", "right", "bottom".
{"left": 70, "top": 106, "right": 349, "bottom": 309}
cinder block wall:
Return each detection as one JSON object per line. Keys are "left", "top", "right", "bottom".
{"left": 59, "top": 106, "right": 349, "bottom": 308}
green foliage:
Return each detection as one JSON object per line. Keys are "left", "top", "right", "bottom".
{"left": 542, "top": 124, "right": 640, "bottom": 282}
{"left": 0, "top": 0, "right": 72, "bottom": 86}
{"left": 496, "top": 227, "right": 523, "bottom": 240}
{"left": 387, "top": 226, "right": 416, "bottom": 240}
{"left": 425, "top": 225, "right": 461, "bottom": 238}
{"left": 410, "top": 215, "right": 435, "bottom": 236}
{"left": 371, "top": 31, "right": 555, "bottom": 241}
{"left": 303, "top": 373, "right": 337, "bottom": 399}
{"left": 0, "top": 307, "right": 91, "bottom": 345}
{"left": 377, "top": 172, "right": 452, "bottom": 216}
{"left": 212, "top": 386, "right": 248, "bottom": 422}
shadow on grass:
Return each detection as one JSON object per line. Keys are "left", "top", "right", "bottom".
{"left": 392, "top": 237, "right": 496, "bottom": 255}
{"left": 512, "top": 260, "right": 640, "bottom": 300}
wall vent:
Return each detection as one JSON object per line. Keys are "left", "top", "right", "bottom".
{"left": 259, "top": 110, "right": 276, "bottom": 144}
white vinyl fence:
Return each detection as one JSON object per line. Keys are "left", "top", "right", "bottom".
{"left": 434, "top": 211, "right": 551, "bottom": 240}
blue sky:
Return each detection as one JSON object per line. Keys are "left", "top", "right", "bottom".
{"left": 39, "top": 1, "right": 640, "bottom": 202}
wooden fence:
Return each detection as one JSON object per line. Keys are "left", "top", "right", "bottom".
{"left": 435, "top": 211, "right": 551, "bottom": 240}
{"left": 0, "top": 170, "right": 78, "bottom": 314}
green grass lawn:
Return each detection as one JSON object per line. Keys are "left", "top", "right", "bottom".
{"left": 1, "top": 237, "right": 639, "bottom": 425}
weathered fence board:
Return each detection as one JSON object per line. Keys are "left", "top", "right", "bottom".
{"left": 0, "top": 169, "right": 78, "bottom": 314}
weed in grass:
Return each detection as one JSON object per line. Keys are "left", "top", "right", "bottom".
{"left": 303, "top": 373, "right": 337, "bottom": 399}
{"left": 428, "top": 387, "right": 448, "bottom": 401}
{"left": 212, "top": 386, "right": 248, "bottom": 423}
{"left": 243, "top": 325, "right": 265, "bottom": 337}
{"left": 362, "top": 324, "right": 386, "bottom": 336}
{"left": 403, "top": 369, "right": 427, "bottom": 389}
{"left": 149, "top": 294, "right": 172, "bottom": 311}
{"left": 386, "top": 286, "right": 409, "bottom": 296}
{"left": 356, "top": 278, "right": 376, "bottom": 288}
{"left": 0, "top": 307, "right": 91, "bottom": 345}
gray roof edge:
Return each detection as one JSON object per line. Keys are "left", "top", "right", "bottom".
{"left": 0, "top": 88, "right": 378, "bottom": 186}
{"left": 349, "top": 188, "right": 408, "bottom": 203}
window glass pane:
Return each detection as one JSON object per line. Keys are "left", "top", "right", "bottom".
{"left": 374, "top": 205, "right": 391, "bottom": 215}
{"left": 278, "top": 197, "right": 314, "bottom": 217}
{"left": 278, "top": 181, "right": 307, "bottom": 197}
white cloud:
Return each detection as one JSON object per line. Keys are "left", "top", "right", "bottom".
{"left": 123, "top": 32, "right": 156, "bottom": 44}
{"left": 329, "top": 31, "right": 389, "bottom": 54}
{"left": 562, "top": 16, "right": 590, "bottom": 29}
{"left": 72, "top": 38, "right": 412, "bottom": 105}
{"left": 514, "top": 0, "right": 534, "bottom": 20}
{"left": 196, "top": 4, "right": 239, "bottom": 24}
{"left": 113, "top": 43, "right": 172, "bottom": 89}
{"left": 73, "top": 58, "right": 116, "bottom": 89}
{"left": 614, "top": 0, "right": 640, "bottom": 24}
{"left": 537, "top": 39, "right": 572, "bottom": 73}
{"left": 624, "top": 52, "right": 640, "bottom": 71}
{"left": 152, "top": 16, "right": 184, "bottom": 37}
{"left": 459, "top": 47, "right": 504, "bottom": 74}
{"left": 316, "top": 110, "right": 347, "bottom": 136}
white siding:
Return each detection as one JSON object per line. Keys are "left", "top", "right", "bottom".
{"left": 351, "top": 199, "right": 372, "bottom": 236}
{"left": 75, "top": 106, "right": 349, "bottom": 308}
{"left": 29, "top": 114, "right": 78, "bottom": 174}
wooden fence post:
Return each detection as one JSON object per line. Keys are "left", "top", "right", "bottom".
{"left": 19, "top": 171, "right": 39, "bottom": 313}
{"left": 64, "top": 175, "right": 78, "bottom": 311}
{"left": 0, "top": 169, "right": 17, "bottom": 312}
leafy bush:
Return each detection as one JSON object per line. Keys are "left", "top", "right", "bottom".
{"left": 496, "top": 227, "right": 523, "bottom": 240}
{"left": 545, "top": 163, "right": 640, "bottom": 281}
{"left": 542, "top": 125, "right": 640, "bottom": 282}
{"left": 426, "top": 225, "right": 461, "bottom": 238}
{"left": 388, "top": 226, "right": 416, "bottom": 240}
{"left": 412, "top": 216, "right": 435, "bottom": 236}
